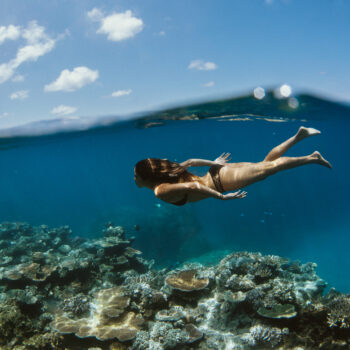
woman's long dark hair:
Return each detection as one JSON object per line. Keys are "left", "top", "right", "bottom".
{"left": 134, "top": 158, "right": 195, "bottom": 184}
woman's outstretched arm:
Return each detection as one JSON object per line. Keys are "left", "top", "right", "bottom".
{"left": 154, "top": 182, "right": 246, "bottom": 201}
{"left": 180, "top": 153, "right": 231, "bottom": 168}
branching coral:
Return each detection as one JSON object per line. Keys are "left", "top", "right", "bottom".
{"left": 326, "top": 294, "right": 350, "bottom": 328}
{"left": 240, "top": 324, "right": 289, "bottom": 348}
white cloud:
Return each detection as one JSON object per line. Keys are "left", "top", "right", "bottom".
{"left": 111, "top": 89, "right": 132, "bottom": 97}
{"left": 88, "top": 8, "right": 143, "bottom": 41}
{"left": 188, "top": 60, "right": 218, "bottom": 71}
{"left": 0, "top": 25, "right": 21, "bottom": 45}
{"left": 44, "top": 66, "right": 99, "bottom": 92}
{"left": 0, "top": 21, "right": 56, "bottom": 84}
{"left": 0, "top": 112, "right": 9, "bottom": 119}
{"left": 12, "top": 74, "right": 24, "bottom": 82}
{"left": 159, "top": 31, "right": 166, "bottom": 36}
{"left": 51, "top": 104, "right": 77, "bottom": 116}
{"left": 10, "top": 89, "right": 29, "bottom": 100}
{"left": 87, "top": 8, "right": 104, "bottom": 22}
{"left": 202, "top": 81, "right": 215, "bottom": 87}
{"left": 0, "top": 64, "right": 14, "bottom": 83}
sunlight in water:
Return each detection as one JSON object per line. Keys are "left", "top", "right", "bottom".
{"left": 280, "top": 84, "right": 292, "bottom": 97}
{"left": 253, "top": 86, "right": 265, "bottom": 100}
{"left": 274, "top": 84, "right": 292, "bottom": 99}
{"left": 288, "top": 97, "right": 299, "bottom": 109}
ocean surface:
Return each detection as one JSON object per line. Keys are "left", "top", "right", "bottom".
{"left": 1, "top": 90, "right": 349, "bottom": 292}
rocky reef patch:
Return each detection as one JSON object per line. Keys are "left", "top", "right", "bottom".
{"left": 1, "top": 222, "right": 350, "bottom": 349}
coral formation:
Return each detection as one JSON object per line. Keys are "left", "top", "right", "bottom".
{"left": 326, "top": 293, "right": 350, "bottom": 328}
{"left": 1, "top": 221, "right": 350, "bottom": 349}
{"left": 155, "top": 307, "right": 184, "bottom": 322}
{"left": 52, "top": 287, "right": 144, "bottom": 342}
{"left": 241, "top": 324, "right": 289, "bottom": 348}
{"left": 257, "top": 303, "right": 297, "bottom": 319}
{"left": 165, "top": 269, "right": 209, "bottom": 292}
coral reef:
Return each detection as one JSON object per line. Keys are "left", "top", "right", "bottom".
{"left": 0, "top": 222, "right": 149, "bottom": 349}
{"left": 1, "top": 221, "right": 350, "bottom": 349}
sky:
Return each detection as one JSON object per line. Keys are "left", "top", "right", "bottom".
{"left": 0, "top": 0, "right": 349, "bottom": 129}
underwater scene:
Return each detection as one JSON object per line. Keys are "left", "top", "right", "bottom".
{"left": 1, "top": 91, "right": 350, "bottom": 349}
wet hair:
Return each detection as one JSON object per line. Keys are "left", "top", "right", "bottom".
{"left": 134, "top": 158, "right": 194, "bottom": 184}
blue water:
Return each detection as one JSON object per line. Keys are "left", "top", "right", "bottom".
{"left": 0, "top": 92, "right": 349, "bottom": 291}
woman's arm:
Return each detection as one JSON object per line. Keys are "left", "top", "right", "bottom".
{"left": 180, "top": 153, "right": 231, "bottom": 168}
{"left": 155, "top": 182, "right": 246, "bottom": 201}
{"left": 180, "top": 159, "right": 217, "bottom": 168}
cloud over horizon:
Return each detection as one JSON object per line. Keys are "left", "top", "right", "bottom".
{"left": 188, "top": 59, "right": 218, "bottom": 71}
{"left": 0, "top": 21, "right": 56, "bottom": 84}
{"left": 12, "top": 74, "right": 24, "bottom": 82}
{"left": 111, "top": 89, "right": 132, "bottom": 97}
{"left": 10, "top": 90, "right": 29, "bottom": 100}
{"left": 88, "top": 8, "right": 143, "bottom": 42}
{"left": 0, "top": 25, "right": 21, "bottom": 44}
{"left": 44, "top": 66, "right": 99, "bottom": 92}
{"left": 202, "top": 81, "right": 215, "bottom": 87}
{"left": 51, "top": 104, "right": 77, "bottom": 116}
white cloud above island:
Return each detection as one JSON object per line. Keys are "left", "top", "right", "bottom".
{"left": 0, "top": 24, "right": 21, "bottom": 44}
{"left": 51, "top": 105, "right": 77, "bottom": 116}
{"left": 10, "top": 89, "right": 29, "bottom": 100}
{"left": 202, "top": 81, "right": 215, "bottom": 88}
{"left": 0, "top": 21, "right": 56, "bottom": 84}
{"left": 111, "top": 89, "right": 132, "bottom": 98}
{"left": 87, "top": 8, "right": 143, "bottom": 42}
{"left": 188, "top": 60, "right": 218, "bottom": 71}
{"left": 44, "top": 66, "right": 99, "bottom": 92}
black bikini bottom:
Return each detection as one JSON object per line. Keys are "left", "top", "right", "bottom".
{"left": 209, "top": 165, "right": 225, "bottom": 193}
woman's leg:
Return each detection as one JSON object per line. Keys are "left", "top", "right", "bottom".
{"left": 266, "top": 151, "right": 332, "bottom": 175}
{"left": 264, "top": 126, "right": 320, "bottom": 161}
{"left": 220, "top": 151, "right": 331, "bottom": 191}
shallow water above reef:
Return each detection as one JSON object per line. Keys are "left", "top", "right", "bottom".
{"left": 0, "top": 90, "right": 349, "bottom": 293}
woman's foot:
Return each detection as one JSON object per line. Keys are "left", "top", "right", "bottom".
{"left": 297, "top": 126, "right": 321, "bottom": 140}
{"left": 312, "top": 151, "right": 332, "bottom": 169}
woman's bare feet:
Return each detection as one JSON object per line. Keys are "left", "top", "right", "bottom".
{"left": 297, "top": 126, "right": 321, "bottom": 140}
{"left": 264, "top": 126, "right": 323, "bottom": 162}
{"left": 311, "top": 151, "right": 332, "bottom": 168}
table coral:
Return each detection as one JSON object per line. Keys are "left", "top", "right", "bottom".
{"left": 52, "top": 287, "right": 144, "bottom": 342}
{"left": 165, "top": 269, "right": 209, "bottom": 292}
{"left": 257, "top": 303, "right": 297, "bottom": 319}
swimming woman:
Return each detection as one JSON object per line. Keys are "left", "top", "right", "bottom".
{"left": 134, "top": 127, "right": 331, "bottom": 206}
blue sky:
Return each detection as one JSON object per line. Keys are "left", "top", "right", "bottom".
{"left": 0, "top": 0, "right": 349, "bottom": 128}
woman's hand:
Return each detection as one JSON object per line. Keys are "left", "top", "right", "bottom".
{"left": 214, "top": 152, "right": 231, "bottom": 165}
{"left": 222, "top": 190, "right": 247, "bottom": 200}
